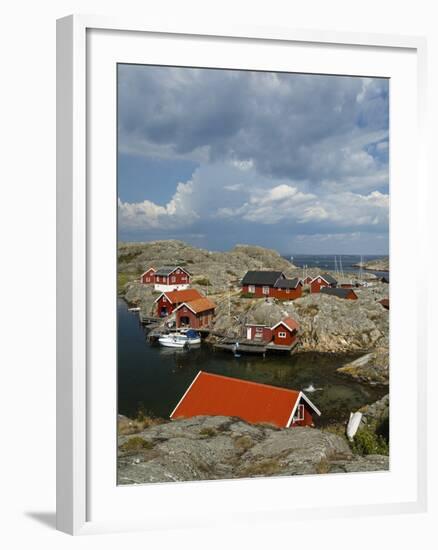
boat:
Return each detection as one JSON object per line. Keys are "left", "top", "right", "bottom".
{"left": 128, "top": 307, "right": 140, "bottom": 312}
{"left": 158, "top": 330, "right": 201, "bottom": 348}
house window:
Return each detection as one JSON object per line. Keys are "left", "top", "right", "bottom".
{"left": 286, "top": 289, "right": 290, "bottom": 294}
{"left": 278, "top": 331, "right": 287, "bottom": 338}
{"left": 171, "top": 276, "right": 176, "bottom": 282}
{"left": 294, "top": 404, "right": 305, "bottom": 422}
{"left": 248, "top": 285, "right": 255, "bottom": 293}
{"left": 262, "top": 286, "right": 269, "bottom": 295}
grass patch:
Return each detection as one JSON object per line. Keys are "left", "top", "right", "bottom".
{"left": 120, "top": 436, "right": 154, "bottom": 453}
{"left": 118, "top": 272, "right": 137, "bottom": 293}
{"left": 233, "top": 435, "right": 255, "bottom": 452}
{"left": 193, "top": 276, "right": 211, "bottom": 286}
{"left": 241, "top": 292, "right": 256, "bottom": 299}
{"left": 315, "top": 458, "right": 331, "bottom": 474}
{"left": 351, "top": 428, "right": 389, "bottom": 456}
{"left": 118, "top": 251, "right": 142, "bottom": 264}
{"left": 199, "top": 427, "right": 218, "bottom": 438}
{"left": 239, "top": 459, "right": 283, "bottom": 477}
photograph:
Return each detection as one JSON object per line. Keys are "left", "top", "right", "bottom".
{"left": 116, "top": 64, "right": 390, "bottom": 484}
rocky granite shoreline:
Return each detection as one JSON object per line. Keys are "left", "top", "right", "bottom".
{"left": 352, "top": 256, "right": 389, "bottom": 272}
{"left": 117, "top": 414, "right": 388, "bottom": 484}
{"left": 119, "top": 240, "right": 389, "bottom": 386}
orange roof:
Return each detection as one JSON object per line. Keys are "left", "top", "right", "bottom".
{"left": 176, "top": 297, "right": 216, "bottom": 314}
{"left": 170, "top": 371, "right": 314, "bottom": 428}
{"left": 163, "top": 288, "right": 204, "bottom": 304}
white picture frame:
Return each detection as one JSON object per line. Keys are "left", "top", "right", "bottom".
{"left": 56, "top": 15, "right": 428, "bottom": 535}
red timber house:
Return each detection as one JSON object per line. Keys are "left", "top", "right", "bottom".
{"left": 154, "top": 288, "right": 204, "bottom": 318}
{"left": 320, "top": 287, "right": 358, "bottom": 300}
{"left": 246, "top": 316, "right": 300, "bottom": 347}
{"left": 241, "top": 270, "right": 285, "bottom": 297}
{"left": 175, "top": 297, "right": 216, "bottom": 329}
{"left": 310, "top": 273, "right": 338, "bottom": 293}
{"left": 140, "top": 267, "right": 156, "bottom": 284}
{"left": 303, "top": 276, "right": 313, "bottom": 286}
{"left": 153, "top": 266, "right": 191, "bottom": 291}
{"left": 170, "top": 371, "right": 321, "bottom": 428}
{"left": 271, "top": 277, "right": 303, "bottom": 300}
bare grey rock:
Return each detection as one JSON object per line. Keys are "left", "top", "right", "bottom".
{"left": 117, "top": 416, "right": 388, "bottom": 484}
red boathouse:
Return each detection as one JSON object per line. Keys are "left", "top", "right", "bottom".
{"left": 170, "top": 371, "right": 321, "bottom": 428}
{"left": 175, "top": 297, "right": 216, "bottom": 329}
{"left": 270, "top": 317, "right": 300, "bottom": 346}
{"left": 154, "top": 288, "right": 204, "bottom": 317}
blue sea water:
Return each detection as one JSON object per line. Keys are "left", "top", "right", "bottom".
{"left": 284, "top": 254, "right": 388, "bottom": 278}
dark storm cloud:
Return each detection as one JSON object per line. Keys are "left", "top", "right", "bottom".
{"left": 118, "top": 65, "right": 389, "bottom": 188}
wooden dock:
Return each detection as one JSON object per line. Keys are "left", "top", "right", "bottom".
{"left": 213, "top": 338, "right": 298, "bottom": 356}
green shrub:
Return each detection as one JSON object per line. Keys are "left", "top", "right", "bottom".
{"left": 199, "top": 427, "right": 217, "bottom": 438}
{"left": 351, "top": 428, "right": 389, "bottom": 456}
{"left": 120, "top": 437, "right": 154, "bottom": 453}
{"left": 241, "top": 292, "right": 255, "bottom": 299}
{"left": 193, "top": 277, "right": 211, "bottom": 286}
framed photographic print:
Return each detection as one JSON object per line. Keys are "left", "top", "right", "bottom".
{"left": 57, "top": 16, "right": 427, "bottom": 535}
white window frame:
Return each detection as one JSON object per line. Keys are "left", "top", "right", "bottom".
{"left": 294, "top": 404, "right": 305, "bottom": 422}
{"left": 278, "top": 331, "right": 287, "bottom": 338}
{"left": 262, "top": 286, "right": 270, "bottom": 295}
{"left": 248, "top": 285, "right": 255, "bottom": 293}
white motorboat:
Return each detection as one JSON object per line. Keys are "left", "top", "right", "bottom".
{"left": 158, "top": 330, "right": 201, "bottom": 348}
{"left": 128, "top": 307, "right": 140, "bottom": 312}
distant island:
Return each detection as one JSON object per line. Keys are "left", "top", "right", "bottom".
{"left": 352, "top": 257, "right": 389, "bottom": 272}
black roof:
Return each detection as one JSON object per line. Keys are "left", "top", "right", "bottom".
{"left": 321, "top": 287, "right": 356, "bottom": 299}
{"left": 155, "top": 266, "right": 190, "bottom": 276}
{"left": 274, "top": 277, "right": 302, "bottom": 289}
{"left": 241, "top": 271, "right": 284, "bottom": 286}
{"left": 319, "top": 273, "right": 338, "bottom": 285}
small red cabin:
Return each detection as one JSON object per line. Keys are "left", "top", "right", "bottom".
{"left": 245, "top": 324, "right": 272, "bottom": 342}
{"left": 303, "top": 276, "right": 313, "bottom": 285}
{"left": 155, "top": 288, "right": 204, "bottom": 318}
{"left": 310, "top": 273, "right": 338, "bottom": 293}
{"left": 140, "top": 267, "right": 156, "bottom": 284}
{"left": 271, "top": 317, "right": 300, "bottom": 346}
{"left": 175, "top": 298, "right": 216, "bottom": 329}
{"left": 170, "top": 371, "right": 321, "bottom": 428}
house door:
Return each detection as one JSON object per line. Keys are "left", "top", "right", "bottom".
{"left": 160, "top": 307, "right": 168, "bottom": 317}
{"left": 246, "top": 327, "right": 251, "bottom": 340}
{"left": 180, "top": 316, "right": 190, "bottom": 327}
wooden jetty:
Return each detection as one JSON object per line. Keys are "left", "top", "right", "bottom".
{"left": 213, "top": 338, "right": 298, "bottom": 356}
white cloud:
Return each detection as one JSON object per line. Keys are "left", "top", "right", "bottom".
{"left": 118, "top": 180, "right": 199, "bottom": 230}
{"left": 118, "top": 162, "right": 389, "bottom": 238}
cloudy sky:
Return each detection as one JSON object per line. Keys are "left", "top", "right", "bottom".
{"left": 118, "top": 64, "right": 389, "bottom": 254}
